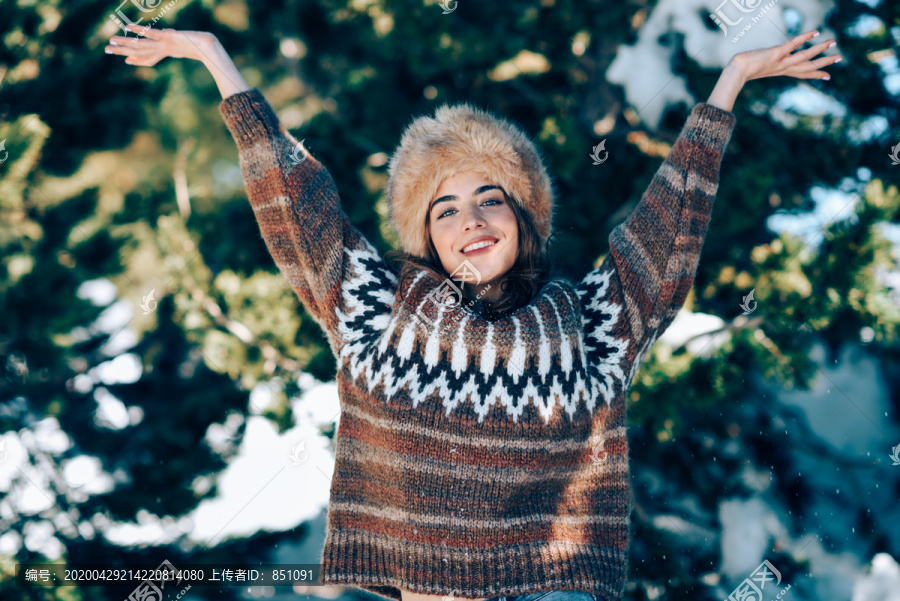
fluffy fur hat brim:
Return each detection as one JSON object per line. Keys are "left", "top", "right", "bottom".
{"left": 385, "top": 102, "right": 556, "bottom": 258}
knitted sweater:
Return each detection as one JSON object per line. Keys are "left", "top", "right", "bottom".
{"left": 218, "top": 89, "right": 736, "bottom": 601}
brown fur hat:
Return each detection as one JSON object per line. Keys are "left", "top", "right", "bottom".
{"left": 385, "top": 102, "right": 556, "bottom": 259}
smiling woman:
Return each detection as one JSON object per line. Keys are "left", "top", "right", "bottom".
{"left": 383, "top": 180, "right": 552, "bottom": 319}
{"left": 427, "top": 172, "right": 520, "bottom": 306}
{"left": 383, "top": 102, "right": 555, "bottom": 318}
{"left": 105, "top": 21, "right": 843, "bottom": 601}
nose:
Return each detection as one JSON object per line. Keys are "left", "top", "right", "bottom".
{"left": 460, "top": 204, "right": 488, "bottom": 231}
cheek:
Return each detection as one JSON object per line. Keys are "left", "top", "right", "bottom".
{"left": 500, "top": 214, "right": 518, "bottom": 245}
{"left": 503, "top": 240, "right": 518, "bottom": 265}
{"left": 430, "top": 226, "right": 454, "bottom": 257}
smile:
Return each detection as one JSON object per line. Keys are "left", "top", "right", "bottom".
{"left": 461, "top": 240, "right": 498, "bottom": 254}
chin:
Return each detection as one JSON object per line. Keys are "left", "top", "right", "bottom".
{"left": 455, "top": 262, "right": 500, "bottom": 286}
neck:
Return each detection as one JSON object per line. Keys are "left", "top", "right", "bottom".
{"left": 462, "top": 278, "right": 500, "bottom": 304}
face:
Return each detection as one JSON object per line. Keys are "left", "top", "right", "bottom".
{"left": 428, "top": 170, "right": 519, "bottom": 304}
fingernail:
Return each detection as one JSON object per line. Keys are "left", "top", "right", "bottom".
{"left": 828, "top": 41, "right": 836, "bottom": 48}
{"left": 834, "top": 57, "right": 842, "bottom": 63}
{"left": 813, "top": 31, "right": 820, "bottom": 37}
{"left": 822, "top": 75, "right": 830, "bottom": 80}
{"left": 111, "top": 40, "right": 119, "bottom": 45}
{"left": 105, "top": 48, "right": 113, "bottom": 54}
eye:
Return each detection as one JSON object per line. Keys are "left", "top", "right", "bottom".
{"left": 437, "top": 198, "right": 503, "bottom": 220}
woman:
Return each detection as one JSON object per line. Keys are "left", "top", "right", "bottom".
{"left": 105, "top": 23, "right": 839, "bottom": 601}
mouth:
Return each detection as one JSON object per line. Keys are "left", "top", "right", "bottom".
{"left": 460, "top": 238, "right": 499, "bottom": 255}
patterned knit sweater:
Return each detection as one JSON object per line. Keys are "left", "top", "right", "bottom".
{"left": 218, "top": 89, "right": 736, "bottom": 601}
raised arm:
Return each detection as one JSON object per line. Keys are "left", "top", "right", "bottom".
{"left": 576, "top": 29, "right": 841, "bottom": 385}
{"left": 218, "top": 88, "right": 394, "bottom": 354}
{"left": 578, "top": 101, "right": 737, "bottom": 369}
{"left": 106, "top": 25, "right": 398, "bottom": 356}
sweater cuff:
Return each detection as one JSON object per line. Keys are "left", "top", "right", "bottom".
{"left": 687, "top": 102, "right": 737, "bottom": 151}
{"left": 218, "top": 88, "right": 282, "bottom": 150}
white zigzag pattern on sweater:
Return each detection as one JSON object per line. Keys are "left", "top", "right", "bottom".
{"left": 336, "top": 243, "right": 631, "bottom": 424}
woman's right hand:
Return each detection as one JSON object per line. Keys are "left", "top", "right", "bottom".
{"left": 105, "top": 23, "right": 218, "bottom": 66}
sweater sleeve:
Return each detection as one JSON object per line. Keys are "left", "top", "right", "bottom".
{"left": 218, "top": 88, "right": 397, "bottom": 357}
{"left": 576, "top": 102, "right": 736, "bottom": 383}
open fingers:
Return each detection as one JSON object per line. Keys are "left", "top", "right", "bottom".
{"left": 123, "top": 23, "right": 163, "bottom": 39}
{"left": 104, "top": 39, "right": 158, "bottom": 65}
{"left": 104, "top": 44, "right": 139, "bottom": 63}
{"left": 782, "top": 30, "right": 820, "bottom": 53}
{"left": 107, "top": 24, "right": 160, "bottom": 61}
{"left": 108, "top": 35, "right": 148, "bottom": 48}
{"left": 792, "top": 69, "right": 831, "bottom": 80}
{"left": 104, "top": 42, "right": 133, "bottom": 58}
{"left": 105, "top": 36, "right": 150, "bottom": 60}
{"left": 785, "top": 54, "right": 840, "bottom": 80}
{"left": 786, "top": 38, "right": 837, "bottom": 66}
{"left": 805, "top": 54, "right": 842, "bottom": 70}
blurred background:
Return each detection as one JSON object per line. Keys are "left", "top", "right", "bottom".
{"left": 1, "top": 0, "right": 899, "bottom": 600}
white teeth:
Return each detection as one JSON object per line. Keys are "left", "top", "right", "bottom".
{"left": 462, "top": 240, "right": 497, "bottom": 253}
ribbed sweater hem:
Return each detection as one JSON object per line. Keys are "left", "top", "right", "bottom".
{"left": 322, "top": 526, "right": 627, "bottom": 601}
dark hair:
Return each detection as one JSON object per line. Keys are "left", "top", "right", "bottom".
{"left": 384, "top": 189, "right": 553, "bottom": 319}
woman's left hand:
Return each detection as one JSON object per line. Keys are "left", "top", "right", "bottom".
{"left": 729, "top": 29, "right": 842, "bottom": 82}
{"left": 706, "top": 29, "right": 841, "bottom": 112}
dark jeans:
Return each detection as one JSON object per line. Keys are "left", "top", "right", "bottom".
{"left": 485, "top": 592, "right": 608, "bottom": 601}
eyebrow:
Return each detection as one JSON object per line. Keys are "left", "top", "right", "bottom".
{"left": 430, "top": 185, "right": 503, "bottom": 214}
